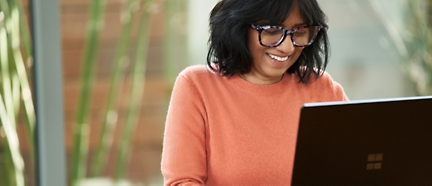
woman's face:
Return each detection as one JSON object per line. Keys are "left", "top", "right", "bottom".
{"left": 245, "top": 3, "right": 306, "bottom": 85}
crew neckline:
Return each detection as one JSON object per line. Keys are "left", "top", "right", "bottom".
{"left": 228, "top": 73, "right": 291, "bottom": 96}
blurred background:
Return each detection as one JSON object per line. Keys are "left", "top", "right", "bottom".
{"left": 1, "top": 0, "right": 431, "bottom": 185}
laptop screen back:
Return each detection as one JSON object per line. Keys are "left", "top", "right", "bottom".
{"left": 292, "top": 96, "right": 432, "bottom": 185}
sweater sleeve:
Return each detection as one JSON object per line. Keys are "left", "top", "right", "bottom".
{"left": 313, "top": 72, "right": 349, "bottom": 102}
{"left": 327, "top": 73, "right": 349, "bottom": 101}
{"left": 161, "top": 72, "right": 207, "bottom": 186}
{"left": 330, "top": 78, "right": 349, "bottom": 101}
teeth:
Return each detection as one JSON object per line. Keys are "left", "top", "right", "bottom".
{"left": 268, "top": 54, "right": 288, "bottom": 61}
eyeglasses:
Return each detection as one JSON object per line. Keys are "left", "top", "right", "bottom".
{"left": 251, "top": 24, "right": 322, "bottom": 48}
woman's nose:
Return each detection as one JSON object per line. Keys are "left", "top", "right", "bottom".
{"left": 276, "top": 36, "right": 295, "bottom": 54}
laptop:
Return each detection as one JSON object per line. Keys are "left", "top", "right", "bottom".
{"left": 292, "top": 96, "right": 432, "bottom": 185}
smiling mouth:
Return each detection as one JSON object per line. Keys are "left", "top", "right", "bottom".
{"left": 268, "top": 54, "right": 288, "bottom": 62}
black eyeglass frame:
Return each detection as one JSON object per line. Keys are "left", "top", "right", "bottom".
{"left": 251, "top": 24, "right": 322, "bottom": 48}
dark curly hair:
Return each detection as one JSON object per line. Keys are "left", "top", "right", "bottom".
{"left": 206, "top": 0, "right": 329, "bottom": 83}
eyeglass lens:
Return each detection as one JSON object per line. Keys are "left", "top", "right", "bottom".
{"left": 260, "top": 27, "right": 316, "bottom": 47}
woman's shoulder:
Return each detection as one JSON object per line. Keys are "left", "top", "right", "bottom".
{"left": 301, "top": 70, "right": 348, "bottom": 101}
{"left": 311, "top": 71, "right": 336, "bottom": 86}
{"left": 179, "top": 65, "right": 215, "bottom": 77}
{"left": 289, "top": 68, "right": 334, "bottom": 86}
{"left": 176, "top": 64, "right": 220, "bottom": 84}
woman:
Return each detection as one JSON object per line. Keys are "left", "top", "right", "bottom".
{"left": 161, "top": 0, "right": 349, "bottom": 185}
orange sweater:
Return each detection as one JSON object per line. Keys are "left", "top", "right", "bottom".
{"left": 162, "top": 65, "right": 348, "bottom": 185}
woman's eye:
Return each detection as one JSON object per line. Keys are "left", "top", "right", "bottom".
{"left": 294, "top": 31, "right": 307, "bottom": 36}
{"left": 294, "top": 28, "right": 311, "bottom": 36}
{"left": 263, "top": 29, "right": 282, "bottom": 35}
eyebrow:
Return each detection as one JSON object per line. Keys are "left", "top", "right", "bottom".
{"left": 265, "top": 22, "right": 308, "bottom": 30}
{"left": 295, "top": 22, "right": 308, "bottom": 26}
{"left": 257, "top": 21, "right": 308, "bottom": 29}
{"left": 290, "top": 22, "right": 308, "bottom": 29}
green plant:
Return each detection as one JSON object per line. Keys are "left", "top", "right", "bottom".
{"left": 0, "top": 0, "right": 35, "bottom": 185}
{"left": 70, "top": 0, "right": 157, "bottom": 185}
{"left": 401, "top": 0, "right": 432, "bottom": 95}
{"left": 1, "top": 0, "right": 158, "bottom": 185}
{"left": 372, "top": 0, "right": 432, "bottom": 95}
{"left": 70, "top": 0, "right": 107, "bottom": 183}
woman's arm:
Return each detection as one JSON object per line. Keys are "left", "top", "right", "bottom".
{"left": 161, "top": 73, "right": 207, "bottom": 186}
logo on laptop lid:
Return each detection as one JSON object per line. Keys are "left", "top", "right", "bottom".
{"left": 367, "top": 153, "right": 383, "bottom": 170}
